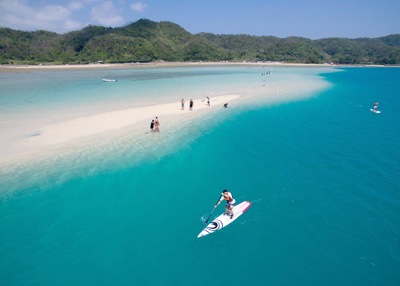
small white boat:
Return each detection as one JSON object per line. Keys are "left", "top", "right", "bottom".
{"left": 102, "top": 79, "right": 117, "bottom": 82}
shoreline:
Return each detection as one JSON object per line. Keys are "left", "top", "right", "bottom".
{"left": 0, "top": 95, "right": 239, "bottom": 165}
{"left": 1, "top": 61, "right": 394, "bottom": 73}
{"left": 0, "top": 63, "right": 334, "bottom": 167}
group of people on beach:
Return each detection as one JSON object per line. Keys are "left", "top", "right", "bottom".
{"left": 181, "top": 99, "right": 194, "bottom": 110}
{"left": 150, "top": 96, "right": 224, "bottom": 133}
{"left": 150, "top": 117, "right": 160, "bottom": 132}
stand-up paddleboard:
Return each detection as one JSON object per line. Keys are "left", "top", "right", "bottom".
{"left": 198, "top": 201, "right": 251, "bottom": 238}
{"left": 370, "top": 109, "right": 381, "bottom": 114}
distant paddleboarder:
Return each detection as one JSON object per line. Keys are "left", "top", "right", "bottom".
{"left": 373, "top": 101, "right": 379, "bottom": 111}
{"left": 215, "top": 190, "right": 235, "bottom": 219}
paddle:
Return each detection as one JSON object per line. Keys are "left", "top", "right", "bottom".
{"left": 204, "top": 196, "right": 221, "bottom": 224}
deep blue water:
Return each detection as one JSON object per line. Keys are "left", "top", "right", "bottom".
{"left": 0, "top": 67, "right": 399, "bottom": 285}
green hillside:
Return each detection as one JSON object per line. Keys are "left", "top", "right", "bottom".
{"left": 1, "top": 19, "right": 399, "bottom": 65}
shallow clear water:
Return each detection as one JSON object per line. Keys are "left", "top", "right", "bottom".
{"left": 0, "top": 66, "right": 399, "bottom": 285}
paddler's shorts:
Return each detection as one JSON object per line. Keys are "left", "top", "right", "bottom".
{"left": 226, "top": 200, "right": 235, "bottom": 209}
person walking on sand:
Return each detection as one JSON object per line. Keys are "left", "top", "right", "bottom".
{"left": 181, "top": 99, "right": 185, "bottom": 110}
{"left": 207, "top": 96, "right": 210, "bottom": 106}
{"left": 215, "top": 190, "right": 235, "bottom": 219}
{"left": 154, "top": 117, "right": 160, "bottom": 132}
{"left": 189, "top": 99, "right": 193, "bottom": 111}
{"left": 150, "top": 119, "right": 154, "bottom": 131}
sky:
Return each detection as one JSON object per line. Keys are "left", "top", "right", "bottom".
{"left": 0, "top": 0, "right": 399, "bottom": 39}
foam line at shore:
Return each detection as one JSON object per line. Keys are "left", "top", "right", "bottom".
{"left": 0, "top": 61, "right": 344, "bottom": 73}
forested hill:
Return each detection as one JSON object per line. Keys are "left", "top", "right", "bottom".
{"left": 1, "top": 19, "right": 400, "bottom": 65}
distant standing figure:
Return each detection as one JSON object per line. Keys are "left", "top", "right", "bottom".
{"left": 154, "top": 117, "right": 160, "bottom": 132}
{"left": 373, "top": 101, "right": 379, "bottom": 111}
{"left": 263, "top": 81, "right": 266, "bottom": 86}
{"left": 207, "top": 96, "right": 210, "bottom": 106}
{"left": 150, "top": 119, "right": 154, "bottom": 131}
{"left": 189, "top": 99, "right": 193, "bottom": 111}
{"left": 181, "top": 99, "right": 185, "bottom": 110}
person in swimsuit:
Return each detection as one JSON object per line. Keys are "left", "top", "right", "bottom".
{"left": 215, "top": 190, "right": 235, "bottom": 219}
{"left": 189, "top": 99, "right": 193, "bottom": 111}
{"left": 181, "top": 99, "right": 185, "bottom": 110}
{"left": 154, "top": 117, "right": 160, "bottom": 132}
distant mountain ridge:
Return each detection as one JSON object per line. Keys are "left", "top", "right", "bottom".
{"left": 1, "top": 19, "right": 399, "bottom": 65}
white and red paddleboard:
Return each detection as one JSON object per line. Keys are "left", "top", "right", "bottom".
{"left": 198, "top": 201, "right": 251, "bottom": 238}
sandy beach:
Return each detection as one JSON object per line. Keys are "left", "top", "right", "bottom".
{"left": 26, "top": 95, "right": 238, "bottom": 146}
{"left": 0, "top": 61, "right": 340, "bottom": 73}
{"left": 0, "top": 62, "right": 336, "bottom": 163}
{"left": 2, "top": 61, "right": 391, "bottom": 74}
{"left": 1, "top": 94, "right": 239, "bottom": 164}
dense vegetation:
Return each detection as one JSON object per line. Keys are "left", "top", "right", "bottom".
{"left": 1, "top": 19, "right": 400, "bottom": 65}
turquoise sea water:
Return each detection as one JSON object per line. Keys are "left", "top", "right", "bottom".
{"left": 0, "top": 66, "right": 399, "bottom": 285}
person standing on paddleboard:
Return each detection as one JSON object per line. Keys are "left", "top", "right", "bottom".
{"left": 374, "top": 101, "right": 379, "bottom": 111}
{"left": 215, "top": 190, "right": 235, "bottom": 219}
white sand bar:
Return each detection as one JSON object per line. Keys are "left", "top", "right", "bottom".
{"left": 20, "top": 94, "right": 238, "bottom": 149}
